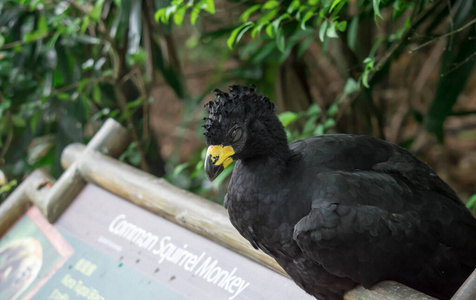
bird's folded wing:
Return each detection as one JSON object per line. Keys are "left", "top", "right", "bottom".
{"left": 292, "top": 170, "right": 469, "bottom": 288}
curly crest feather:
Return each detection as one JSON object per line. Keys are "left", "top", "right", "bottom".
{"left": 203, "top": 85, "right": 276, "bottom": 143}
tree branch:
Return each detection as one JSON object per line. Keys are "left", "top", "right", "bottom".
{"left": 113, "top": 84, "right": 150, "bottom": 172}
{"left": 0, "top": 34, "right": 49, "bottom": 50}
{"left": 409, "top": 17, "right": 476, "bottom": 54}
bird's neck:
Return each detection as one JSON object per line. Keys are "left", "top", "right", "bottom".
{"left": 244, "top": 118, "right": 292, "bottom": 170}
{"left": 269, "top": 140, "right": 292, "bottom": 163}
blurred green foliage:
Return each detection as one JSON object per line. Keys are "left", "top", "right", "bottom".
{"left": 157, "top": 0, "right": 476, "bottom": 203}
{"left": 159, "top": 0, "right": 476, "bottom": 141}
{"left": 0, "top": 0, "right": 186, "bottom": 202}
{"left": 1, "top": 0, "right": 476, "bottom": 204}
{"left": 467, "top": 194, "right": 476, "bottom": 213}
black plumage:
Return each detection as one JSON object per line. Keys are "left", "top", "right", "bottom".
{"left": 203, "top": 85, "right": 476, "bottom": 300}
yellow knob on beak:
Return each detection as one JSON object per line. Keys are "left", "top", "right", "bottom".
{"left": 204, "top": 145, "right": 235, "bottom": 181}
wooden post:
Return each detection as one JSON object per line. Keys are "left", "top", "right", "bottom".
{"left": 0, "top": 169, "right": 54, "bottom": 236}
{"left": 344, "top": 281, "right": 436, "bottom": 300}
{"left": 38, "top": 118, "right": 130, "bottom": 222}
{"left": 452, "top": 269, "right": 476, "bottom": 300}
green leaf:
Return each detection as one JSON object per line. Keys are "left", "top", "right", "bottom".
{"left": 314, "top": 124, "right": 324, "bottom": 135}
{"left": 343, "top": 77, "right": 359, "bottom": 95}
{"left": 466, "top": 194, "right": 476, "bottom": 212}
{"left": 336, "top": 21, "right": 347, "bottom": 32}
{"left": 361, "top": 57, "right": 375, "bottom": 88}
{"left": 251, "top": 23, "right": 265, "bottom": 38}
{"left": 173, "top": 162, "right": 190, "bottom": 177}
{"left": 30, "top": 0, "right": 43, "bottom": 10}
{"left": 326, "top": 22, "right": 339, "bottom": 38}
{"left": 0, "top": 180, "right": 17, "bottom": 194}
{"left": 31, "top": 112, "right": 40, "bottom": 132}
{"left": 241, "top": 4, "right": 261, "bottom": 22}
{"left": 257, "top": 8, "right": 279, "bottom": 25}
{"left": 119, "top": 142, "right": 141, "bottom": 166}
{"left": 323, "top": 118, "right": 336, "bottom": 129}
{"left": 306, "top": 104, "right": 322, "bottom": 116}
{"left": 0, "top": 100, "right": 11, "bottom": 118}
{"left": 319, "top": 20, "right": 328, "bottom": 42}
{"left": 204, "top": 0, "right": 215, "bottom": 14}
{"left": 129, "top": 150, "right": 142, "bottom": 166}
{"left": 329, "top": 0, "right": 342, "bottom": 13}
{"left": 155, "top": 8, "right": 166, "bottom": 23}
{"left": 0, "top": 34, "right": 4, "bottom": 49}
{"left": 173, "top": 6, "right": 187, "bottom": 26}
{"left": 272, "top": 13, "right": 291, "bottom": 34}
{"left": 236, "top": 23, "right": 253, "bottom": 43}
{"left": 113, "top": 0, "right": 121, "bottom": 10}
{"left": 46, "top": 31, "right": 61, "bottom": 49}
{"left": 287, "top": 0, "right": 300, "bottom": 13}
{"left": 276, "top": 28, "right": 285, "bottom": 52}
{"left": 81, "top": 16, "right": 90, "bottom": 34}
{"left": 278, "top": 111, "right": 298, "bottom": 127}
{"left": 93, "top": 85, "right": 101, "bottom": 105}
{"left": 227, "top": 22, "right": 253, "bottom": 49}
{"left": 127, "top": 98, "right": 143, "bottom": 109}
{"left": 23, "top": 32, "right": 39, "bottom": 43}
{"left": 363, "top": 57, "right": 374, "bottom": 65}
{"left": 81, "top": 58, "right": 94, "bottom": 70}
{"left": 300, "top": 10, "right": 315, "bottom": 30}
{"left": 165, "top": 5, "right": 178, "bottom": 22}
{"left": 348, "top": 16, "right": 359, "bottom": 51}
{"left": 373, "top": 0, "right": 383, "bottom": 20}
{"left": 11, "top": 115, "right": 27, "bottom": 127}
{"left": 78, "top": 79, "right": 89, "bottom": 92}
{"left": 327, "top": 103, "right": 338, "bottom": 117}
{"left": 58, "top": 93, "right": 70, "bottom": 100}
{"left": 38, "top": 15, "right": 48, "bottom": 35}
{"left": 266, "top": 23, "right": 274, "bottom": 38}
{"left": 190, "top": 6, "right": 201, "bottom": 25}
{"left": 90, "top": 0, "right": 105, "bottom": 21}
{"left": 263, "top": 0, "right": 279, "bottom": 10}
{"left": 302, "top": 116, "right": 317, "bottom": 137}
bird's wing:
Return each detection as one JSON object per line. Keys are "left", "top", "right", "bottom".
{"left": 292, "top": 169, "right": 476, "bottom": 289}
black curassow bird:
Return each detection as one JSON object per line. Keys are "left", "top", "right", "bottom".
{"left": 203, "top": 85, "right": 476, "bottom": 300}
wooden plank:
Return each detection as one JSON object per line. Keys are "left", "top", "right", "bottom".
{"left": 345, "top": 281, "right": 436, "bottom": 300}
{"left": 0, "top": 169, "right": 54, "bottom": 237}
{"left": 62, "top": 143, "right": 439, "bottom": 300}
{"left": 452, "top": 269, "right": 476, "bottom": 300}
{"left": 1, "top": 119, "right": 128, "bottom": 236}
{"left": 39, "top": 118, "right": 130, "bottom": 222}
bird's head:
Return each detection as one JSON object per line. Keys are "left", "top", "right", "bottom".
{"left": 203, "top": 85, "right": 289, "bottom": 181}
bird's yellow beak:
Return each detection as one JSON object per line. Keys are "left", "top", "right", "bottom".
{"left": 204, "top": 145, "right": 235, "bottom": 181}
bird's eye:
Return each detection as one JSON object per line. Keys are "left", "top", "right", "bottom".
{"left": 231, "top": 128, "right": 242, "bottom": 143}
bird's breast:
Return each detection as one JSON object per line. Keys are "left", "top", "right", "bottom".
{"left": 225, "top": 184, "right": 310, "bottom": 257}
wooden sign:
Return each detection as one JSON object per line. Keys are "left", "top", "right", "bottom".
{"left": 1, "top": 184, "right": 314, "bottom": 300}
{"left": 0, "top": 207, "right": 73, "bottom": 300}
